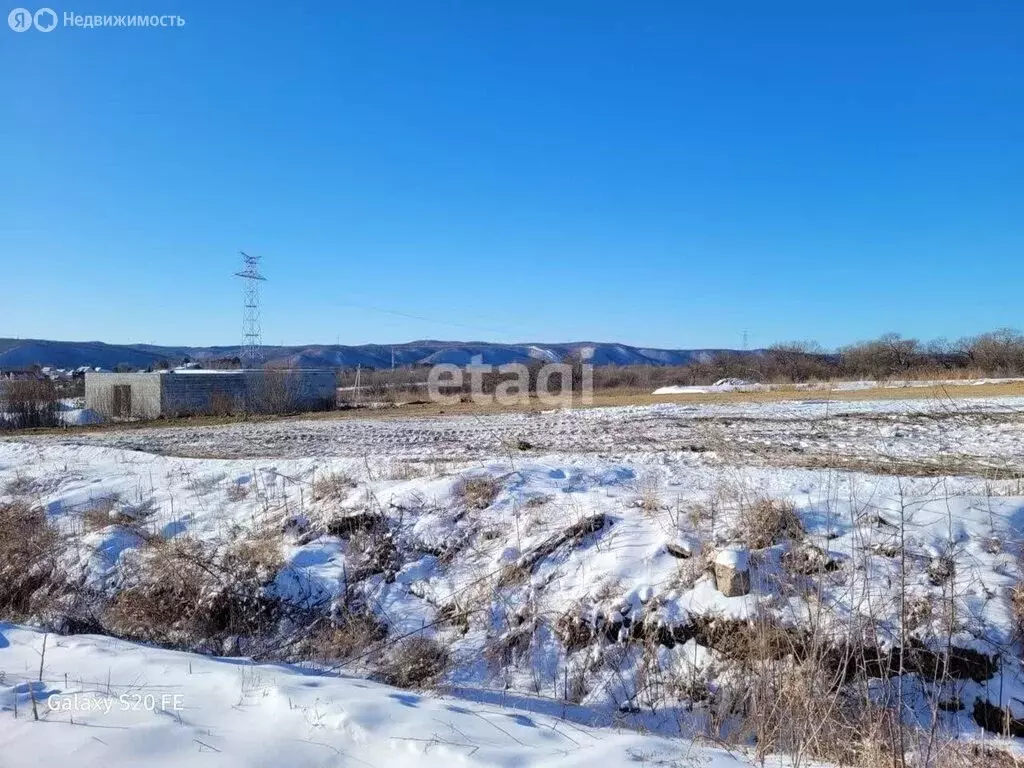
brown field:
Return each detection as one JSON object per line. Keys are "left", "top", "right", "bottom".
{"left": 8, "top": 378, "right": 1022, "bottom": 439}
{"left": 347, "top": 379, "right": 1024, "bottom": 417}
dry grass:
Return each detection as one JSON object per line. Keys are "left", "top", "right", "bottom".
{"left": 226, "top": 482, "right": 250, "bottom": 502}
{"left": 378, "top": 635, "right": 450, "bottom": 688}
{"left": 81, "top": 495, "right": 120, "bottom": 531}
{"left": 313, "top": 470, "right": 357, "bottom": 501}
{"left": 1012, "top": 582, "right": 1024, "bottom": 643}
{"left": 0, "top": 501, "right": 61, "bottom": 619}
{"left": 104, "top": 535, "right": 281, "bottom": 649}
{"left": 739, "top": 498, "right": 804, "bottom": 549}
{"left": 4, "top": 473, "right": 45, "bottom": 497}
{"left": 304, "top": 612, "right": 388, "bottom": 663}
{"left": 226, "top": 535, "right": 285, "bottom": 580}
{"left": 633, "top": 474, "right": 663, "bottom": 512}
{"left": 453, "top": 475, "right": 500, "bottom": 510}
{"left": 932, "top": 743, "right": 1024, "bottom": 768}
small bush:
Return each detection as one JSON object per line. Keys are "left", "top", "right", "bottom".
{"left": 313, "top": 471, "right": 357, "bottom": 501}
{"left": 378, "top": 635, "right": 450, "bottom": 688}
{"left": 739, "top": 498, "right": 804, "bottom": 549}
{"left": 226, "top": 536, "right": 284, "bottom": 581}
{"left": 634, "top": 475, "right": 662, "bottom": 512}
{"left": 226, "top": 483, "right": 250, "bottom": 502}
{"left": 4, "top": 474, "right": 39, "bottom": 497}
{"left": 105, "top": 536, "right": 282, "bottom": 650}
{"left": 933, "top": 743, "right": 1024, "bottom": 768}
{"left": 0, "top": 379, "right": 60, "bottom": 430}
{"left": 0, "top": 501, "right": 61, "bottom": 618}
{"left": 1011, "top": 581, "right": 1024, "bottom": 642}
{"left": 305, "top": 612, "right": 388, "bottom": 663}
{"left": 453, "top": 475, "right": 500, "bottom": 510}
{"left": 82, "top": 495, "right": 120, "bottom": 531}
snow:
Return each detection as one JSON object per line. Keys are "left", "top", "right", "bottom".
{"left": 0, "top": 624, "right": 760, "bottom": 768}
{"left": 4, "top": 394, "right": 1024, "bottom": 760}
{"left": 654, "top": 379, "right": 763, "bottom": 395}
{"left": 17, "top": 393, "right": 1024, "bottom": 466}
{"left": 59, "top": 408, "right": 104, "bottom": 426}
{"left": 653, "top": 376, "right": 1024, "bottom": 395}
{"left": 714, "top": 546, "right": 749, "bottom": 569}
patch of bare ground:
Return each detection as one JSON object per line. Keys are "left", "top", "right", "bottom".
{"left": 6, "top": 381, "right": 1024, "bottom": 440}
{"left": 761, "top": 453, "right": 1024, "bottom": 479}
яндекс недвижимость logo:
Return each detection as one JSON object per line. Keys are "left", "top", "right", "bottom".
{"left": 8, "top": 7, "right": 57, "bottom": 31}
{"left": 8, "top": 8, "right": 183, "bottom": 31}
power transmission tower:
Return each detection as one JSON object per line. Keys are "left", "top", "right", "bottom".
{"left": 741, "top": 329, "right": 749, "bottom": 351}
{"left": 234, "top": 251, "right": 266, "bottom": 367}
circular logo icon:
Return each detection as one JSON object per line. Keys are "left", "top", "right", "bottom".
{"left": 8, "top": 7, "right": 33, "bottom": 31}
{"left": 34, "top": 7, "right": 57, "bottom": 31}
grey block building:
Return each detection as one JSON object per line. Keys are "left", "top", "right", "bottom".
{"left": 85, "top": 369, "right": 336, "bottom": 419}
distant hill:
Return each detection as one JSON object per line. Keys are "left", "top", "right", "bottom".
{"left": 0, "top": 338, "right": 749, "bottom": 370}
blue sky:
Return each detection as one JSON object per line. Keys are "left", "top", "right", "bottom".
{"left": 2, "top": 1, "right": 1021, "bottom": 350}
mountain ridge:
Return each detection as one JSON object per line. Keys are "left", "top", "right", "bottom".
{"left": 0, "top": 337, "right": 749, "bottom": 370}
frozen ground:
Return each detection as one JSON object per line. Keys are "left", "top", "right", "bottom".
{"left": 652, "top": 376, "right": 1024, "bottom": 395}
{"left": 0, "top": 624, "right": 764, "bottom": 768}
{"left": 14, "top": 396, "right": 1024, "bottom": 479}
{"left": 3, "top": 395, "right": 1024, "bottom": 764}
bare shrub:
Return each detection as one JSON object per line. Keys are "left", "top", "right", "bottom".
{"left": 226, "top": 482, "right": 250, "bottom": 502}
{"left": 734, "top": 655, "right": 892, "bottom": 766}
{"left": 933, "top": 742, "right": 1024, "bottom": 768}
{"left": 453, "top": 475, "right": 500, "bottom": 510}
{"left": 82, "top": 507, "right": 113, "bottom": 531}
{"left": 226, "top": 535, "right": 284, "bottom": 581}
{"left": 633, "top": 474, "right": 662, "bottom": 512}
{"left": 251, "top": 366, "right": 297, "bottom": 414}
{"left": 387, "top": 461, "right": 429, "bottom": 481}
{"left": 0, "top": 502, "right": 61, "bottom": 618}
{"left": 313, "top": 470, "right": 357, "bottom": 501}
{"left": 304, "top": 612, "right": 388, "bottom": 663}
{"left": 739, "top": 498, "right": 804, "bottom": 549}
{"left": 378, "top": 635, "right": 449, "bottom": 688}
{"left": 82, "top": 495, "right": 120, "bottom": 531}
{"left": 0, "top": 379, "right": 60, "bottom": 430}
{"left": 208, "top": 390, "right": 238, "bottom": 417}
{"left": 105, "top": 536, "right": 281, "bottom": 650}
{"left": 1011, "top": 581, "right": 1024, "bottom": 642}
{"left": 667, "top": 555, "right": 712, "bottom": 592}
{"left": 4, "top": 474, "right": 39, "bottom": 497}
{"left": 346, "top": 525, "right": 399, "bottom": 581}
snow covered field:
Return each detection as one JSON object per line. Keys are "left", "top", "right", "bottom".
{"left": 3, "top": 394, "right": 1024, "bottom": 765}
{"left": 652, "top": 377, "right": 1024, "bottom": 395}
{"left": 0, "top": 624, "right": 760, "bottom": 768}
{"left": 19, "top": 395, "right": 1024, "bottom": 478}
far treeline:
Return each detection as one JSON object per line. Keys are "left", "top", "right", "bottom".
{"left": 338, "top": 328, "right": 1024, "bottom": 396}
{"left": 602, "top": 328, "right": 1024, "bottom": 390}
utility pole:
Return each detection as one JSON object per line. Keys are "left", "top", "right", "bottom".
{"left": 234, "top": 251, "right": 266, "bottom": 367}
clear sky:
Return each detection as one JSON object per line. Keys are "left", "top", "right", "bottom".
{"left": 2, "top": 1, "right": 1021, "bottom": 350}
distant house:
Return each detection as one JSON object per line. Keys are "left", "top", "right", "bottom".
{"left": 85, "top": 369, "right": 337, "bottom": 419}
{"left": 0, "top": 369, "right": 45, "bottom": 381}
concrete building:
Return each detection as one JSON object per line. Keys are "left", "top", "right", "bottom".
{"left": 85, "top": 369, "right": 336, "bottom": 419}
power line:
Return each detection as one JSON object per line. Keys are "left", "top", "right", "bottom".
{"left": 234, "top": 251, "right": 266, "bottom": 366}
